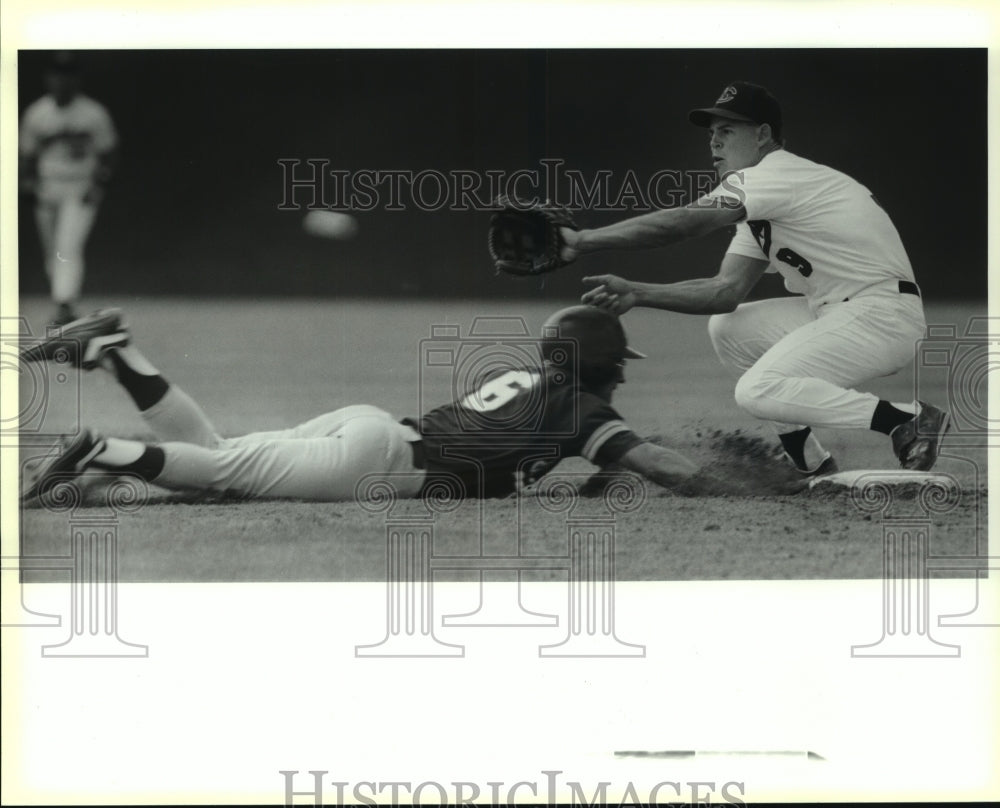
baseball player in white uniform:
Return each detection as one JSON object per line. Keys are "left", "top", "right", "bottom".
{"left": 21, "top": 306, "right": 775, "bottom": 503}
{"left": 19, "top": 53, "right": 118, "bottom": 326}
{"left": 571, "top": 81, "right": 949, "bottom": 475}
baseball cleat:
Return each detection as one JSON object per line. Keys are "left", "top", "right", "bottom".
{"left": 21, "top": 429, "right": 106, "bottom": 503}
{"left": 891, "top": 401, "right": 950, "bottom": 471}
{"left": 20, "top": 308, "right": 130, "bottom": 370}
{"left": 798, "top": 454, "right": 839, "bottom": 478}
{"left": 49, "top": 302, "right": 79, "bottom": 327}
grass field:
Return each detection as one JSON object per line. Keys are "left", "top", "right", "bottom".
{"left": 14, "top": 295, "right": 988, "bottom": 581}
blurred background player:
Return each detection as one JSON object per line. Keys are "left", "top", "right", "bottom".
{"left": 19, "top": 51, "right": 119, "bottom": 327}
{"left": 19, "top": 306, "right": 798, "bottom": 503}
{"left": 571, "top": 81, "right": 949, "bottom": 476}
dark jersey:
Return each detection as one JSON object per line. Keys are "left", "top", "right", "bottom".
{"left": 408, "top": 366, "right": 643, "bottom": 497}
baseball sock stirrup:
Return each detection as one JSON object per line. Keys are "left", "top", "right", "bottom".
{"left": 870, "top": 400, "right": 915, "bottom": 436}
{"left": 107, "top": 350, "right": 170, "bottom": 411}
{"left": 778, "top": 426, "right": 812, "bottom": 471}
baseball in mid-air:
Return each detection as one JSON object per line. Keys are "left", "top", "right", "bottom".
{"left": 303, "top": 210, "right": 359, "bottom": 240}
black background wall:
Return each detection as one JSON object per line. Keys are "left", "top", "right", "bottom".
{"left": 17, "top": 48, "right": 987, "bottom": 300}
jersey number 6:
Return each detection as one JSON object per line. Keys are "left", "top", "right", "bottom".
{"left": 461, "top": 370, "right": 539, "bottom": 413}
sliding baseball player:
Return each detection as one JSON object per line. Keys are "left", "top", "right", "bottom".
{"left": 22, "top": 306, "right": 793, "bottom": 502}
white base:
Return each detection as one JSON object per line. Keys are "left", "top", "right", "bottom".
{"left": 808, "top": 469, "right": 955, "bottom": 489}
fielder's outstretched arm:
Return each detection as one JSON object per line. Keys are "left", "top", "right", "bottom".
{"left": 581, "top": 252, "right": 769, "bottom": 315}
{"left": 562, "top": 197, "right": 745, "bottom": 257}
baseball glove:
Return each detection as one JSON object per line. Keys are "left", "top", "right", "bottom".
{"left": 487, "top": 196, "right": 579, "bottom": 276}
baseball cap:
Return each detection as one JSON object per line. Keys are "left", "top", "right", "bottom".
{"left": 689, "top": 81, "right": 782, "bottom": 138}
{"left": 541, "top": 305, "right": 647, "bottom": 367}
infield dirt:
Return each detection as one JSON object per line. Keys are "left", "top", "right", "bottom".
{"left": 15, "top": 296, "right": 987, "bottom": 582}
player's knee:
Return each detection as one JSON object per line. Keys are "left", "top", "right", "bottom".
{"left": 707, "top": 310, "right": 746, "bottom": 364}
{"left": 733, "top": 369, "right": 783, "bottom": 417}
{"left": 706, "top": 311, "right": 733, "bottom": 348}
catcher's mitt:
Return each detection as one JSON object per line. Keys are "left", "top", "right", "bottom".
{"left": 488, "top": 196, "right": 578, "bottom": 276}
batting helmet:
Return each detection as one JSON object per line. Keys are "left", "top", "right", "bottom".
{"left": 540, "top": 305, "right": 646, "bottom": 385}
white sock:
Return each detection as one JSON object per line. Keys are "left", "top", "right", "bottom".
{"left": 92, "top": 436, "right": 146, "bottom": 468}
{"left": 106, "top": 345, "right": 160, "bottom": 376}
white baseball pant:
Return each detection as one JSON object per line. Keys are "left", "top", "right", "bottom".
{"left": 139, "top": 389, "right": 425, "bottom": 500}
{"left": 35, "top": 179, "right": 99, "bottom": 304}
{"left": 707, "top": 282, "right": 926, "bottom": 431}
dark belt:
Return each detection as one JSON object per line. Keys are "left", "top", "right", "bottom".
{"left": 409, "top": 440, "right": 426, "bottom": 470}
{"left": 400, "top": 417, "right": 426, "bottom": 469}
{"left": 843, "top": 280, "right": 919, "bottom": 303}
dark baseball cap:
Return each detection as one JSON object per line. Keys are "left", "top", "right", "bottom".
{"left": 689, "top": 81, "right": 782, "bottom": 138}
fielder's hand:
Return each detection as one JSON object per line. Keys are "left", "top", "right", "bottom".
{"left": 581, "top": 274, "right": 638, "bottom": 315}
{"left": 559, "top": 227, "right": 583, "bottom": 265}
